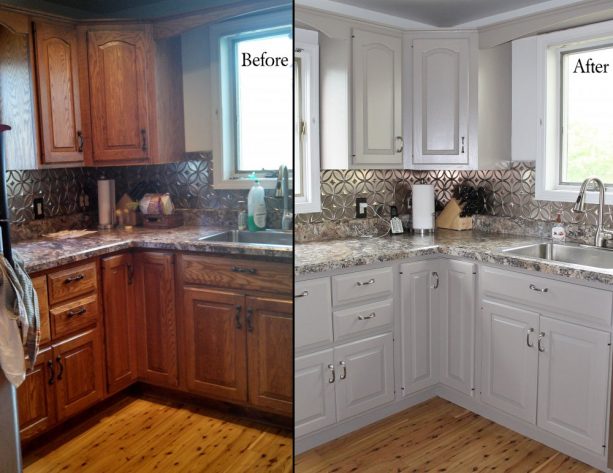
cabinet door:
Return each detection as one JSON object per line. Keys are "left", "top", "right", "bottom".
{"left": 352, "top": 29, "right": 402, "bottom": 167}
{"left": 183, "top": 287, "right": 247, "bottom": 402}
{"left": 295, "top": 278, "right": 333, "bottom": 351}
{"left": 400, "top": 261, "right": 439, "bottom": 395}
{"left": 102, "top": 253, "right": 137, "bottom": 394}
{"left": 246, "top": 296, "right": 293, "bottom": 416}
{"left": 481, "top": 300, "right": 538, "bottom": 423}
{"left": 537, "top": 316, "right": 610, "bottom": 454}
{"left": 34, "top": 21, "right": 83, "bottom": 164}
{"left": 295, "top": 349, "right": 336, "bottom": 438}
{"left": 53, "top": 329, "right": 104, "bottom": 421}
{"left": 87, "top": 28, "right": 154, "bottom": 163}
{"left": 335, "top": 333, "right": 394, "bottom": 421}
{"left": 32, "top": 275, "right": 50, "bottom": 346}
{"left": 440, "top": 260, "right": 475, "bottom": 396}
{"left": 412, "top": 38, "right": 470, "bottom": 165}
{"left": 17, "top": 348, "right": 56, "bottom": 441}
{"left": 135, "top": 252, "right": 177, "bottom": 387}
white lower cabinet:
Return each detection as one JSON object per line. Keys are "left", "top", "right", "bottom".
{"left": 295, "top": 278, "right": 333, "bottom": 351}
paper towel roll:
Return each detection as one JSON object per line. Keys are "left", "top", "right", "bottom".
{"left": 411, "top": 184, "right": 435, "bottom": 232}
{"left": 98, "top": 179, "right": 116, "bottom": 229}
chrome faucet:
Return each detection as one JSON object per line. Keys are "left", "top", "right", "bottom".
{"left": 573, "top": 177, "right": 613, "bottom": 247}
{"left": 276, "top": 165, "right": 292, "bottom": 231}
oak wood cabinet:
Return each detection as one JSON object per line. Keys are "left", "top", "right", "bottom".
{"left": 102, "top": 253, "right": 138, "bottom": 395}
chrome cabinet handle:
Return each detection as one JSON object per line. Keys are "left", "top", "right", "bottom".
{"left": 235, "top": 304, "right": 242, "bottom": 330}
{"left": 538, "top": 332, "right": 546, "bottom": 352}
{"left": 461, "top": 136, "right": 465, "bottom": 154}
{"left": 356, "top": 278, "right": 375, "bottom": 287}
{"left": 358, "top": 312, "right": 376, "bottom": 320}
{"left": 529, "top": 284, "right": 548, "bottom": 293}
{"left": 77, "top": 130, "right": 84, "bottom": 152}
{"left": 64, "top": 273, "right": 84, "bottom": 284}
{"left": 431, "top": 272, "right": 439, "bottom": 289}
{"left": 396, "top": 136, "right": 404, "bottom": 153}
{"left": 328, "top": 364, "right": 335, "bottom": 383}
{"left": 339, "top": 361, "right": 347, "bottom": 380}
{"left": 67, "top": 307, "right": 86, "bottom": 317}
{"left": 526, "top": 328, "right": 534, "bottom": 347}
{"left": 294, "top": 291, "right": 309, "bottom": 299}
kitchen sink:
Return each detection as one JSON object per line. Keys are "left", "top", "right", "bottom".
{"left": 199, "top": 230, "right": 292, "bottom": 246}
{"left": 502, "top": 243, "right": 613, "bottom": 269}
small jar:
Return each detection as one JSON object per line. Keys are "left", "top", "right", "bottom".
{"left": 237, "top": 201, "right": 247, "bottom": 231}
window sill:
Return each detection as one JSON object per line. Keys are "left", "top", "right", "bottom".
{"left": 213, "top": 177, "right": 278, "bottom": 190}
{"left": 536, "top": 186, "right": 613, "bottom": 206}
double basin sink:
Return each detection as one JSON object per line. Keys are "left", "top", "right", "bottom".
{"left": 502, "top": 242, "right": 613, "bottom": 269}
{"left": 199, "top": 229, "right": 292, "bottom": 247}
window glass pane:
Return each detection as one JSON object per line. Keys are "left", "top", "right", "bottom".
{"left": 235, "top": 33, "right": 292, "bottom": 172}
{"left": 562, "top": 46, "right": 613, "bottom": 183}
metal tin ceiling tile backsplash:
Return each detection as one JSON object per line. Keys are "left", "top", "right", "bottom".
{"left": 296, "top": 161, "right": 606, "bottom": 227}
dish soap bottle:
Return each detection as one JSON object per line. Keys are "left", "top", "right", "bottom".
{"left": 247, "top": 175, "right": 266, "bottom": 232}
{"left": 552, "top": 212, "right": 566, "bottom": 242}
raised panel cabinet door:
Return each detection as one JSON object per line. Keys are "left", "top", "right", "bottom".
{"left": 32, "top": 275, "right": 50, "bottom": 345}
{"left": 17, "top": 347, "right": 56, "bottom": 441}
{"left": 246, "top": 296, "right": 293, "bottom": 416}
{"left": 334, "top": 332, "right": 394, "bottom": 421}
{"left": 183, "top": 287, "right": 247, "bottom": 402}
{"left": 400, "top": 261, "right": 440, "bottom": 395}
{"left": 87, "top": 28, "right": 153, "bottom": 162}
{"left": 102, "top": 253, "right": 137, "bottom": 394}
{"left": 34, "top": 21, "right": 83, "bottom": 164}
{"left": 295, "top": 278, "right": 333, "bottom": 351}
{"left": 352, "top": 29, "right": 402, "bottom": 167}
{"left": 537, "top": 316, "right": 611, "bottom": 454}
{"left": 480, "top": 300, "right": 538, "bottom": 424}
{"left": 295, "top": 349, "right": 336, "bottom": 438}
{"left": 439, "top": 260, "right": 475, "bottom": 396}
{"left": 53, "top": 329, "right": 104, "bottom": 421}
{"left": 135, "top": 252, "right": 177, "bottom": 387}
{"left": 412, "top": 38, "right": 470, "bottom": 165}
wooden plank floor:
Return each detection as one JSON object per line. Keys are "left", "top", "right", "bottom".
{"left": 23, "top": 394, "right": 292, "bottom": 473}
{"left": 296, "top": 397, "right": 601, "bottom": 473}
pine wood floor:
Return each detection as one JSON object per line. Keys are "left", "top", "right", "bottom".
{"left": 23, "top": 394, "right": 292, "bottom": 473}
{"left": 296, "top": 397, "right": 601, "bottom": 473}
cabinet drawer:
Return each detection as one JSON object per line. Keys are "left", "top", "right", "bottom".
{"left": 295, "top": 278, "right": 333, "bottom": 350}
{"left": 47, "top": 263, "right": 97, "bottom": 305}
{"left": 182, "top": 255, "right": 292, "bottom": 294}
{"left": 50, "top": 295, "right": 98, "bottom": 340}
{"left": 334, "top": 298, "right": 393, "bottom": 340}
{"left": 481, "top": 266, "right": 613, "bottom": 328}
{"left": 332, "top": 267, "right": 393, "bottom": 306}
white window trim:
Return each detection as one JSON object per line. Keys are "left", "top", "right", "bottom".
{"left": 295, "top": 28, "right": 321, "bottom": 214}
{"left": 536, "top": 19, "right": 613, "bottom": 204}
{"left": 210, "top": 10, "right": 291, "bottom": 190}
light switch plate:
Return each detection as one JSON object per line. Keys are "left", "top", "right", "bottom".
{"left": 356, "top": 197, "right": 367, "bottom": 218}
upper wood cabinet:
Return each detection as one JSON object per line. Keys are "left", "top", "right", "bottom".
{"left": 34, "top": 21, "right": 84, "bottom": 165}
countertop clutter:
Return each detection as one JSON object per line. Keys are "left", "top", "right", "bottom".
{"left": 17, "top": 226, "right": 292, "bottom": 274}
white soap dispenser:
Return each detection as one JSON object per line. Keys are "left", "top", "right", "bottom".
{"left": 552, "top": 212, "right": 566, "bottom": 242}
{"left": 247, "top": 175, "right": 266, "bottom": 232}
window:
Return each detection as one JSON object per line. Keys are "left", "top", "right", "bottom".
{"left": 294, "top": 28, "right": 321, "bottom": 213}
{"left": 210, "top": 10, "right": 292, "bottom": 189}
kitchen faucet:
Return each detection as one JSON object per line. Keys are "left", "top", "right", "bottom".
{"left": 276, "top": 165, "right": 292, "bottom": 231}
{"left": 573, "top": 176, "right": 613, "bottom": 247}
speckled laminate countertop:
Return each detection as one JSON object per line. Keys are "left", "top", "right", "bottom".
{"left": 14, "top": 226, "right": 292, "bottom": 274}
{"left": 295, "top": 230, "right": 613, "bottom": 285}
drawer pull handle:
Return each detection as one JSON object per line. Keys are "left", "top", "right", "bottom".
{"left": 356, "top": 278, "right": 375, "bottom": 287}
{"left": 64, "top": 273, "right": 85, "bottom": 284}
{"left": 47, "top": 360, "right": 55, "bottom": 385}
{"left": 67, "top": 307, "right": 86, "bottom": 317}
{"left": 231, "top": 266, "right": 257, "bottom": 274}
{"left": 526, "top": 328, "right": 534, "bottom": 347}
{"left": 294, "top": 290, "right": 309, "bottom": 299}
{"left": 56, "top": 355, "right": 64, "bottom": 380}
{"left": 529, "top": 284, "right": 548, "bottom": 293}
{"left": 339, "top": 360, "right": 347, "bottom": 380}
{"left": 246, "top": 308, "right": 254, "bottom": 332}
{"left": 431, "top": 271, "right": 439, "bottom": 289}
{"left": 328, "top": 364, "right": 335, "bottom": 383}
{"left": 538, "top": 332, "right": 546, "bottom": 352}
{"left": 235, "top": 305, "right": 242, "bottom": 330}
{"left": 77, "top": 130, "right": 84, "bottom": 152}
{"left": 358, "top": 312, "right": 376, "bottom": 320}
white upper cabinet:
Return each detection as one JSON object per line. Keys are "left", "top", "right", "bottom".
{"left": 352, "top": 29, "right": 403, "bottom": 168}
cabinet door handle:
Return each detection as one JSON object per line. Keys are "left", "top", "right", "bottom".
{"left": 328, "top": 364, "right": 335, "bottom": 383}
{"left": 356, "top": 278, "right": 375, "bottom": 287}
{"left": 538, "top": 332, "right": 546, "bottom": 352}
{"left": 526, "top": 328, "right": 534, "bottom": 347}
{"left": 77, "top": 130, "right": 84, "bottom": 152}
{"left": 47, "top": 359, "right": 55, "bottom": 385}
{"left": 141, "top": 129, "right": 147, "bottom": 152}
{"left": 431, "top": 271, "right": 439, "bottom": 289}
{"left": 56, "top": 355, "right": 64, "bottom": 380}
{"left": 294, "top": 290, "right": 309, "bottom": 299}
{"left": 231, "top": 266, "right": 257, "bottom": 274}
{"left": 235, "top": 304, "right": 242, "bottom": 329}
{"left": 396, "top": 136, "right": 404, "bottom": 153}
{"left": 67, "top": 307, "right": 86, "bottom": 317}
{"left": 358, "top": 312, "right": 376, "bottom": 320}
{"left": 246, "top": 308, "right": 254, "bottom": 332}
{"left": 64, "top": 273, "right": 84, "bottom": 284}
{"left": 461, "top": 136, "right": 465, "bottom": 154}
{"left": 339, "top": 360, "right": 347, "bottom": 380}
{"left": 127, "top": 264, "right": 134, "bottom": 285}
{"left": 529, "top": 284, "right": 548, "bottom": 293}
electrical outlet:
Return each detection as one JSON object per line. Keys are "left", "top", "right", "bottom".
{"left": 33, "top": 197, "right": 44, "bottom": 220}
{"left": 356, "top": 197, "right": 368, "bottom": 218}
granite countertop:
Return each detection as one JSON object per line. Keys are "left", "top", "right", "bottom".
{"left": 15, "top": 226, "right": 292, "bottom": 274}
{"left": 295, "top": 230, "right": 613, "bottom": 285}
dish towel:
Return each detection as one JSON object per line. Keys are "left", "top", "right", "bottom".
{"left": 0, "top": 251, "right": 40, "bottom": 387}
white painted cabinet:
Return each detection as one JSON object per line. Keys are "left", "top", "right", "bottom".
{"left": 295, "top": 349, "right": 337, "bottom": 437}
{"left": 480, "top": 299, "right": 539, "bottom": 424}
{"left": 295, "top": 278, "right": 333, "bottom": 351}
{"left": 400, "top": 261, "right": 440, "bottom": 395}
{"left": 352, "top": 29, "right": 403, "bottom": 168}
{"left": 537, "top": 316, "right": 610, "bottom": 454}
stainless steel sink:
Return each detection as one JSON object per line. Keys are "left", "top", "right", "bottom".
{"left": 199, "top": 230, "right": 292, "bottom": 246}
{"left": 502, "top": 243, "right": 613, "bottom": 269}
